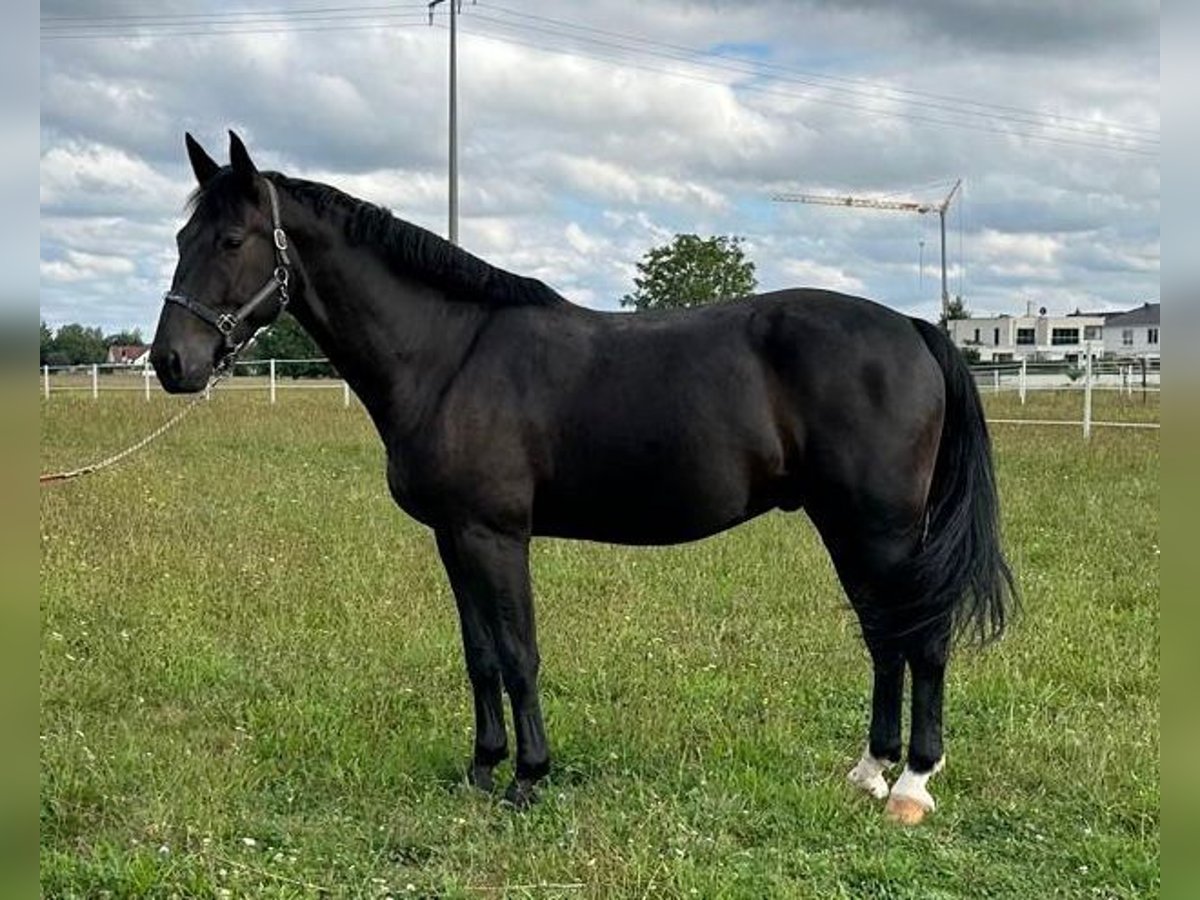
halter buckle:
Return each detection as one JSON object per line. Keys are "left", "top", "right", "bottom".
{"left": 216, "top": 313, "right": 238, "bottom": 336}
{"left": 274, "top": 228, "right": 288, "bottom": 251}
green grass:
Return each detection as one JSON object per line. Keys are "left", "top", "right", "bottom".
{"left": 40, "top": 388, "right": 1159, "bottom": 898}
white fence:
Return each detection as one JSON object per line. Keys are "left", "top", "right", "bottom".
{"left": 40, "top": 357, "right": 353, "bottom": 407}
{"left": 969, "top": 351, "right": 1159, "bottom": 438}
{"left": 40, "top": 349, "right": 1160, "bottom": 439}
{"left": 969, "top": 355, "right": 1160, "bottom": 399}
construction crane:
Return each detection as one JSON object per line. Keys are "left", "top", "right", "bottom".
{"left": 772, "top": 179, "right": 962, "bottom": 319}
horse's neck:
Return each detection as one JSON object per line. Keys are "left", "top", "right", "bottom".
{"left": 281, "top": 197, "right": 486, "bottom": 443}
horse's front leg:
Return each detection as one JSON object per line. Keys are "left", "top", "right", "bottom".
{"left": 440, "top": 523, "right": 549, "bottom": 807}
{"left": 437, "top": 531, "right": 508, "bottom": 792}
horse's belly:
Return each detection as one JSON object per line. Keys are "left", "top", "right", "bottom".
{"left": 532, "top": 369, "right": 798, "bottom": 544}
{"left": 531, "top": 465, "right": 793, "bottom": 546}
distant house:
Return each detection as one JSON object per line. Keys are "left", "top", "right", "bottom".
{"left": 947, "top": 311, "right": 1106, "bottom": 363}
{"left": 948, "top": 302, "right": 1162, "bottom": 363}
{"left": 107, "top": 344, "right": 150, "bottom": 366}
{"left": 1102, "top": 303, "right": 1160, "bottom": 359}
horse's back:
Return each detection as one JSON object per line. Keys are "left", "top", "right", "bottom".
{"left": 506, "top": 290, "right": 945, "bottom": 545}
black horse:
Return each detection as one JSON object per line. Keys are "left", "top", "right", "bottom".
{"left": 151, "top": 133, "right": 1015, "bottom": 823}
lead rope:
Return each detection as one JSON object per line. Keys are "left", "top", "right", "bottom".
{"left": 43, "top": 181, "right": 296, "bottom": 489}
{"left": 38, "top": 308, "right": 291, "bottom": 486}
{"left": 38, "top": 305, "right": 290, "bottom": 486}
{"left": 39, "top": 368, "right": 233, "bottom": 485}
{"left": 41, "top": 180, "right": 292, "bottom": 486}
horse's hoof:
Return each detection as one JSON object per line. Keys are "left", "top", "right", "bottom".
{"left": 468, "top": 762, "right": 496, "bottom": 794}
{"left": 502, "top": 778, "right": 540, "bottom": 810}
{"left": 884, "top": 793, "right": 932, "bottom": 825}
{"left": 848, "top": 767, "right": 890, "bottom": 800}
{"left": 884, "top": 761, "right": 941, "bottom": 825}
{"left": 847, "top": 751, "right": 893, "bottom": 800}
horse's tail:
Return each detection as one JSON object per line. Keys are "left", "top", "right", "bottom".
{"left": 906, "top": 318, "right": 1018, "bottom": 645}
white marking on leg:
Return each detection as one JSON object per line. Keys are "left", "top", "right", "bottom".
{"left": 847, "top": 745, "right": 894, "bottom": 800}
{"left": 888, "top": 756, "right": 945, "bottom": 813}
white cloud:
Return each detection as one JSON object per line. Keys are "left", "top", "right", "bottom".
{"left": 38, "top": 0, "right": 1158, "bottom": 333}
{"left": 547, "top": 154, "right": 728, "bottom": 210}
{"left": 564, "top": 222, "right": 598, "bottom": 256}
{"left": 41, "top": 249, "right": 136, "bottom": 283}
{"left": 777, "top": 259, "right": 866, "bottom": 294}
{"left": 974, "top": 229, "right": 1060, "bottom": 266}
{"left": 40, "top": 141, "right": 182, "bottom": 219}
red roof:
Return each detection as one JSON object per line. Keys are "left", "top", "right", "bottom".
{"left": 108, "top": 344, "right": 148, "bottom": 363}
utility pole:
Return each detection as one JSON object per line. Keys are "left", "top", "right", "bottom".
{"left": 428, "top": 0, "right": 472, "bottom": 245}
{"left": 773, "top": 179, "right": 962, "bottom": 321}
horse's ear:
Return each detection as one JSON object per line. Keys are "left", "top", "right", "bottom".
{"left": 185, "top": 132, "right": 220, "bottom": 186}
{"left": 228, "top": 130, "right": 258, "bottom": 177}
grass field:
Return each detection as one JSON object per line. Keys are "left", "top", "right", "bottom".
{"left": 40, "top": 388, "right": 1159, "bottom": 898}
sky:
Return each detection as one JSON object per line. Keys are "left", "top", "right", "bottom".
{"left": 39, "top": 0, "right": 1160, "bottom": 337}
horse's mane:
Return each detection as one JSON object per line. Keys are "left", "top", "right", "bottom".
{"left": 280, "top": 175, "right": 569, "bottom": 308}
{"left": 189, "top": 170, "right": 567, "bottom": 309}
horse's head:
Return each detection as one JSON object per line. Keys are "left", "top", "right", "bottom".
{"left": 151, "top": 131, "right": 290, "bottom": 392}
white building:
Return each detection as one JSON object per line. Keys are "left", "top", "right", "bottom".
{"left": 106, "top": 344, "right": 150, "bottom": 367}
{"left": 947, "top": 311, "right": 1106, "bottom": 363}
{"left": 1102, "top": 303, "right": 1160, "bottom": 359}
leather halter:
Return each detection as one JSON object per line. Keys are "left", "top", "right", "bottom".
{"left": 163, "top": 177, "right": 292, "bottom": 369}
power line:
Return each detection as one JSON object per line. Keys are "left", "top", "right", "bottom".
{"left": 37, "top": 3, "right": 1159, "bottom": 147}
{"left": 41, "top": 12, "right": 427, "bottom": 30}
{"left": 40, "top": 5, "right": 430, "bottom": 38}
{"left": 456, "top": 17, "right": 1157, "bottom": 156}
{"left": 476, "top": 1, "right": 1159, "bottom": 144}
{"left": 41, "top": 16, "right": 429, "bottom": 40}
{"left": 41, "top": 3, "right": 428, "bottom": 22}
{"left": 39, "top": 2, "right": 1159, "bottom": 155}
{"left": 466, "top": 9, "right": 1156, "bottom": 152}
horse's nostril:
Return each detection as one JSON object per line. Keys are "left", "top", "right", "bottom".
{"left": 168, "top": 350, "right": 183, "bottom": 382}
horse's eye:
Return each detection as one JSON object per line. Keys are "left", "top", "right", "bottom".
{"left": 223, "top": 234, "right": 244, "bottom": 250}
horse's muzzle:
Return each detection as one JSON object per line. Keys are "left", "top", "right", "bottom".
{"left": 150, "top": 344, "right": 211, "bottom": 394}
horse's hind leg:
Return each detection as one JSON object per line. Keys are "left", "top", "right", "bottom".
{"left": 843, "top": 564, "right": 951, "bottom": 825}
{"left": 847, "top": 628, "right": 904, "bottom": 800}
{"left": 822, "top": 524, "right": 925, "bottom": 809}
{"left": 885, "top": 618, "right": 952, "bottom": 825}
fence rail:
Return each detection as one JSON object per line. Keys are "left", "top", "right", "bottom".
{"left": 40, "top": 357, "right": 353, "bottom": 407}
{"left": 964, "top": 352, "right": 1160, "bottom": 437}
{"left": 968, "top": 356, "right": 1160, "bottom": 397}
{"left": 40, "top": 348, "right": 1160, "bottom": 438}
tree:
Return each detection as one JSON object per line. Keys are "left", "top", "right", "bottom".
{"left": 104, "top": 328, "right": 144, "bottom": 347}
{"left": 244, "top": 313, "right": 330, "bottom": 378}
{"left": 40, "top": 322, "right": 54, "bottom": 366}
{"left": 621, "top": 234, "right": 757, "bottom": 312}
{"left": 48, "top": 323, "right": 107, "bottom": 365}
{"left": 938, "top": 294, "right": 970, "bottom": 329}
